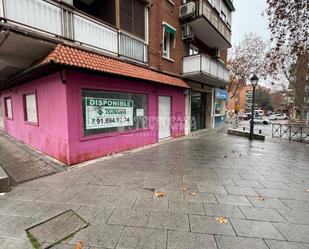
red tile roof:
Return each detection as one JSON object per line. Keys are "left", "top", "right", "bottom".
{"left": 41, "top": 45, "right": 189, "bottom": 88}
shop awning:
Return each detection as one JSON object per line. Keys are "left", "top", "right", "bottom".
{"left": 163, "top": 23, "right": 176, "bottom": 36}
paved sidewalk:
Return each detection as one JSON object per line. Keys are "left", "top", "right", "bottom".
{"left": 0, "top": 131, "right": 65, "bottom": 184}
{"left": 0, "top": 131, "right": 309, "bottom": 248}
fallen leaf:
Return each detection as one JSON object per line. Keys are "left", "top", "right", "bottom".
{"left": 182, "top": 186, "right": 189, "bottom": 192}
{"left": 189, "top": 192, "right": 197, "bottom": 196}
{"left": 216, "top": 216, "right": 228, "bottom": 224}
{"left": 256, "top": 195, "right": 265, "bottom": 201}
{"left": 155, "top": 191, "right": 166, "bottom": 198}
{"left": 306, "top": 189, "right": 309, "bottom": 193}
{"left": 75, "top": 241, "right": 84, "bottom": 249}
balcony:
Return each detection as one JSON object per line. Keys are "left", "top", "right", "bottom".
{"left": 0, "top": 0, "right": 148, "bottom": 81}
{"left": 182, "top": 54, "right": 229, "bottom": 87}
{"left": 180, "top": 0, "right": 232, "bottom": 49}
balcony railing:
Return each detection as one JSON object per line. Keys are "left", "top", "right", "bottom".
{"left": 197, "top": 0, "right": 231, "bottom": 43}
{"left": 182, "top": 54, "right": 229, "bottom": 83}
{"left": 0, "top": 0, "right": 147, "bottom": 63}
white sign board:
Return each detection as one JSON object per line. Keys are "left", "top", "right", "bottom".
{"left": 85, "top": 97, "right": 134, "bottom": 130}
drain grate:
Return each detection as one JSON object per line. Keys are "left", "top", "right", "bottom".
{"left": 25, "top": 209, "right": 89, "bottom": 249}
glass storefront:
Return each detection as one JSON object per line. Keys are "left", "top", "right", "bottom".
{"left": 191, "top": 91, "right": 207, "bottom": 131}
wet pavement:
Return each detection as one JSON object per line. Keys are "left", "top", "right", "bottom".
{"left": 0, "top": 131, "right": 65, "bottom": 184}
{"left": 0, "top": 130, "right": 309, "bottom": 249}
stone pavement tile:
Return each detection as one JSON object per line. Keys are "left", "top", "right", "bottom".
{"left": 148, "top": 211, "right": 189, "bottom": 231}
{"left": 99, "top": 195, "right": 136, "bottom": 209}
{"left": 239, "top": 206, "right": 287, "bottom": 222}
{"left": 117, "top": 177, "right": 144, "bottom": 188}
{"left": 189, "top": 215, "right": 236, "bottom": 236}
{"left": 233, "top": 179, "right": 264, "bottom": 188}
{"left": 258, "top": 181, "right": 290, "bottom": 190}
{"left": 153, "top": 189, "right": 183, "bottom": 201}
{"left": 77, "top": 206, "right": 114, "bottom": 224}
{"left": 66, "top": 191, "right": 106, "bottom": 206}
{"left": 52, "top": 244, "right": 91, "bottom": 249}
{"left": 107, "top": 209, "right": 149, "bottom": 227}
{"left": 184, "top": 192, "right": 217, "bottom": 203}
{"left": 247, "top": 197, "right": 290, "bottom": 209}
{"left": 6, "top": 188, "right": 47, "bottom": 201}
{"left": 170, "top": 182, "right": 198, "bottom": 192}
{"left": 36, "top": 190, "right": 77, "bottom": 203}
{"left": 69, "top": 224, "right": 123, "bottom": 248}
{"left": 203, "top": 203, "right": 245, "bottom": 219}
{"left": 95, "top": 185, "right": 126, "bottom": 196}
{"left": 168, "top": 200, "right": 205, "bottom": 215}
{"left": 123, "top": 187, "right": 154, "bottom": 199}
{"left": 281, "top": 199, "right": 309, "bottom": 211}
{"left": 277, "top": 209, "right": 309, "bottom": 224}
{"left": 0, "top": 199, "right": 24, "bottom": 214}
{"left": 142, "top": 177, "right": 170, "bottom": 189}
{"left": 0, "top": 200, "right": 40, "bottom": 217}
{"left": 265, "top": 240, "right": 309, "bottom": 249}
{"left": 0, "top": 216, "right": 37, "bottom": 238}
{"left": 92, "top": 175, "right": 119, "bottom": 186}
{"left": 32, "top": 202, "right": 80, "bottom": 220}
{"left": 64, "top": 184, "right": 100, "bottom": 194}
{"left": 230, "top": 219, "right": 285, "bottom": 240}
{"left": 254, "top": 188, "right": 290, "bottom": 199}
{"left": 134, "top": 198, "right": 168, "bottom": 212}
{"left": 0, "top": 214, "right": 9, "bottom": 224}
{"left": 215, "top": 235, "right": 269, "bottom": 249}
{"left": 215, "top": 194, "right": 252, "bottom": 206}
{"left": 116, "top": 227, "right": 167, "bottom": 249}
{"left": 225, "top": 186, "right": 258, "bottom": 196}
{"left": 273, "top": 223, "right": 309, "bottom": 243}
{"left": 167, "top": 230, "right": 217, "bottom": 249}
{"left": 204, "top": 179, "right": 235, "bottom": 186}
{"left": 284, "top": 190, "right": 309, "bottom": 201}
{"left": 0, "top": 237, "right": 33, "bottom": 249}
{"left": 197, "top": 183, "right": 228, "bottom": 194}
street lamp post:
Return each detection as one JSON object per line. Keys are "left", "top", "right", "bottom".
{"left": 249, "top": 74, "right": 259, "bottom": 139}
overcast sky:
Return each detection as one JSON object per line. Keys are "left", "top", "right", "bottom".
{"left": 231, "top": 0, "right": 270, "bottom": 46}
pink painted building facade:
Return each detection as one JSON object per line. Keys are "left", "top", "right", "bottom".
{"left": 1, "top": 69, "right": 186, "bottom": 165}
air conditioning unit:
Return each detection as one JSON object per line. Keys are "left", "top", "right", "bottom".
{"left": 182, "top": 25, "right": 194, "bottom": 40}
{"left": 179, "top": 1, "right": 196, "bottom": 20}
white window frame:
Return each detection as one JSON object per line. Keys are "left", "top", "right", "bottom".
{"left": 189, "top": 45, "right": 199, "bottom": 55}
{"left": 24, "top": 92, "right": 38, "bottom": 124}
{"left": 163, "top": 31, "right": 171, "bottom": 58}
{"left": 4, "top": 97, "right": 13, "bottom": 119}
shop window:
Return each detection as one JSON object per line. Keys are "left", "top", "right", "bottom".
{"left": 24, "top": 93, "right": 38, "bottom": 124}
{"left": 163, "top": 23, "right": 176, "bottom": 59}
{"left": 82, "top": 89, "right": 148, "bottom": 136}
{"left": 4, "top": 97, "right": 13, "bottom": 119}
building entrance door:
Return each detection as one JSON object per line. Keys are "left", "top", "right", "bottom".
{"left": 191, "top": 91, "right": 207, "bottom": 131}
{"left": 158, "top": 96, "right": 171, "bottom": 139}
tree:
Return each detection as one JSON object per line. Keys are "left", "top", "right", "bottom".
{"left": 255, "top": 88, "right": 273, "bottom": 111}
{"left": 227, "top": 33, "right": 268, "bottom": 99}
{"left": 266, "top": 0, "right": 309, "bottom": 119}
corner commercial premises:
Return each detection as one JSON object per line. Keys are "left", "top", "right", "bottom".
{"left": 0, "top": 0, "right": 234, "bottom": 165}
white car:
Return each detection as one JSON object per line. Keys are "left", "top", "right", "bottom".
{"left": 252, "top": 116, "right": 270, "bottom": 125}
{"left": 270, "top": 113, "right": 289, "bottom": 120}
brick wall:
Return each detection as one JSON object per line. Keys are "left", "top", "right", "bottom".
{"left": 148, "top": 0, "right": 187, "bottom": 76}
{"left": 147, "top": 0, "right": 228, "bottom": 77}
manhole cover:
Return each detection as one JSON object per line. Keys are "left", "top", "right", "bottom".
{"left": 26, "top": 209, "right": 89, "bottom": 249}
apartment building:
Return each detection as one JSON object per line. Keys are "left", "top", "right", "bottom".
{"left": 0, "top": 0, "right": 235, "bottom": 164}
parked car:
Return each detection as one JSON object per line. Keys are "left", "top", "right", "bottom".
{"left": 253, "top": 116, "right": 270, "bottom": 125}
{"left": 270, "top": 113, "right": 289, "bottom": 120}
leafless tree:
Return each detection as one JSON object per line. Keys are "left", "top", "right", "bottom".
{"left": 227, "top": 33, "right": 268, "bottom": 99}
